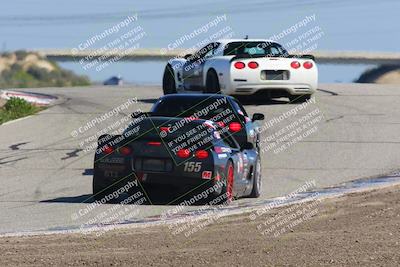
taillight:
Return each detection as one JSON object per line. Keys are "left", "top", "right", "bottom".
{"left": 195, "top": 150, "right": 209, "bottom": 159}
{"left": 229, "top": 122, "right": 242, "bottom": 132}
{"left": 248, "top": 61, "right": 259, "bottom": 69}
{"left": 234, "top": 61, "right": 245, "bottom": 69}
{"left": 290, "top": 61, "right": 300, "bottom": 69}
{"left": 177, "top": 149, "right": 190, "bottom": 158}
{"left": 159, "top": 126, "right": 170, "bottom": 132}
{"left": 147, "top": 141, "right": 161, "bottom": 146}
{"left": 303, "top": 61, "right": 313, "bottom": 69}
{"left": 103, "top": 146, "right": 114, "bottom": 154}
{"left": 119, "top": 146, "right": 132, "bottom": 156}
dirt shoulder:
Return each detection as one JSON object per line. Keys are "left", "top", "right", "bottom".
{"left": 1, "top": 185, "right": 400, "bottom": 266}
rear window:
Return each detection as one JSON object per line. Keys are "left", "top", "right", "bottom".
{"left": 224, "top": 41, "right": 288, "bottom": 57}
{"left": 123, "top": 118, "right": 219, "bottom": 150}
{"left": 151, "top": 97, "right": 231, "bottom": 119}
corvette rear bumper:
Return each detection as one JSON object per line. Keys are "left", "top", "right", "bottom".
{"left": 225, "top": 82, "right": 317, "bottom": 96}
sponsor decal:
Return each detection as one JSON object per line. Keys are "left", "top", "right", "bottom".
{"left": 202, "top": 171, "right": 213, "bottom": 179}
{"left": 221, "top": 147, "right": 231, "bottom": 153}
{"left": 213, "top": 131, "right": 221, "bottom": 139}
{"left": 218, "top": 153, "right": 227, "bottom": 159}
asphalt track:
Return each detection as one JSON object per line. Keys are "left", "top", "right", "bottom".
{"left": 1, "top": 83, "right": 400, "bottom": 234}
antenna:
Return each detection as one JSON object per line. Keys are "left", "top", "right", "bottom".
{"left": 244, "top": 35, "right": 249, "bottom": 40}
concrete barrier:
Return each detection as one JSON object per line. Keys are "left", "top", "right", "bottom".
{"left": 0, "top": 90, "right": 57, "bottom": 106}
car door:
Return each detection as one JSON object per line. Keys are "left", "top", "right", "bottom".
{"left": 182, "top": 42, "right": 219, "bottom": 91}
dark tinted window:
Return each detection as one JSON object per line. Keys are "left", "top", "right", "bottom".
{"left": 151, "top": 97, "right": 231, "bottom": 119}
{"left": 224, "top": 41, "right": 288, "bottom": 57}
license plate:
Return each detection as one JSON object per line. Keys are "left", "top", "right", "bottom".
{"left": 261, "top": 70, "right": 289, "bottom": 80}
{"left": 140, "top": 159, "right": 172, "bottom": 172}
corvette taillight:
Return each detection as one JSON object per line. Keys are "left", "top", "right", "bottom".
{"left": 195, "top": 150, "right": 209, "bottom": 159}
{"left": 290, "top": 61, "right": 301, "bottom": 69}
{"left": 177, "top": 149, "right": 190, "bottom": 158}
{"left": 159, "top": 126, "right": 170, "bottom": 132}
{"left": 119, "top": 146, "right": 132, "bottom": 156}
{"left": 229, "top": 122, "right": 242, "bottom": 132}
{"left": 248, "top": 61, "right": 259, "bottom": 69}
{"left": 103, "top": 146, "right": 114, "bottom": 154}
{"left": 303, "top": 61, "right": 313, "bottom": 69}
{"left": 234, "top": 61, "right": 245, "bottom": 69}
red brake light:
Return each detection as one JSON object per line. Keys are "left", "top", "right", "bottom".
{"left": 234, "top": 61, "right": 245, "bottom": 69}
{"left": 160, "top": 127, "right": 170, "bottom": 132}
{"left": 303, "top": 61, "right": 313, "bottom": 69}
{"left": 147, "top": 141, "right": 161, "bottom": 146}
{"left": 103, "top": 146, "right": 114, "bottom": 154}
{"left": 229, "top": 122, "right": 242, "bottom": 132}
{"left": 248, "top": 61, "right": 259, "bottom": 69}
{"left": 119, "top": 146, "right": 132, "bottom": 156}
{"left": 195, "top": 150, "right": 209, "bottom": 159}
{"left": 291, "top": 61, "right": 300, "bottom": 69}
{"left": 177, "top": 149, "right": 190, "bottom": 158}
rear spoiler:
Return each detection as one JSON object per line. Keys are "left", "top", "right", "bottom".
{"left": 131, "top": 111, "right": 152, "bottom": 119}
{"left": 230, "top": 54, "right": 315, "bottom": 61}
{"left": 287, "top": 54, "right": 315, "bottom": 60}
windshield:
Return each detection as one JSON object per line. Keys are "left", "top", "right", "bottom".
{"left": 224, "top": 41, "right": 288, "bottom": 57}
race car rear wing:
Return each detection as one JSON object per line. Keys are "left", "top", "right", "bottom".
{"left": 230, "top": 54, "right": 315, "bottom": 61}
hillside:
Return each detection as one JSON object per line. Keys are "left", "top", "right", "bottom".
{"left": 0, "top": 51, "right": 90, "bottom": 88}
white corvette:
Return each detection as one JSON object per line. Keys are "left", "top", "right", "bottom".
{"left": 162, "top": 39, "right": 318, "bottom": 102}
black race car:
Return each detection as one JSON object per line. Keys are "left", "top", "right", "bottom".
{"left": 149, "top": 94, "right": 265, "bottom": 151}
{"left": 93, "top": 116, "right": 261, "bottom": 204}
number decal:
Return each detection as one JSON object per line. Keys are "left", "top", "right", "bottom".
{"left": 184, "top": 162, "right": 202, "bottom": 172}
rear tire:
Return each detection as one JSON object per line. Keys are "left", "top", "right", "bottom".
{"left": 289, "top": 94, "right": 311, "bottom": 103}
{"left": 92, "top": 174, "right": 108, "bottom": 202}
{"left": 162, "top": 65, "right": 177, "bottom": 95}
{"left": 205, "top": 69, "right": 220, "bottom": 94}
{"left": 205, "top": 160, "right": 234, "bottom": 205}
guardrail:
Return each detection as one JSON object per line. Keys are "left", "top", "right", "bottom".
{"left": 35, "top": 49, "right": 400, "bottom": 65}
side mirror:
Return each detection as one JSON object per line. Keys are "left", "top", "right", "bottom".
{"left": 252, "top": 113, "right": 265, "bottom": 121}
{"left": 241, "top": 142, "right": 254, "bottom": 150}
{"left": 184, "top": 54, "right": 193, "bottom": 60}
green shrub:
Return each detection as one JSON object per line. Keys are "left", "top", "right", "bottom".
{"left": 0, "top": 97, "right": 41, "bottom": 124}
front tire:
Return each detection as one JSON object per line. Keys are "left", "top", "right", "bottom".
{"left": 162, "top": 65, "right": 177, "bottom": 95}
{"left": 249, "top": 158, "right": 261, "bottom": 198}
{"left": 205, "top": 69, "right": 220, "bottom": 94}
{"left": 92, "top": 174, "right": 108, "bottom": 201}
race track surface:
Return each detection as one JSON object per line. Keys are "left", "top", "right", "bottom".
{"left": 0, "top": 83, "right": 399, "bottom": 234}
